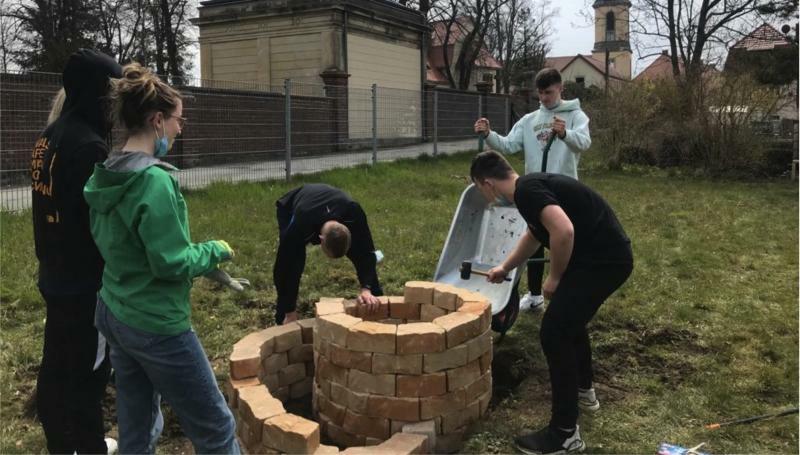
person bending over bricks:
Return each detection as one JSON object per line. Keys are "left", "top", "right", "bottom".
{"left": 470, "top": 151, "right": 633, "bottom": 455}
{"left": 273, "top": 184, "right": 383, "bottom": 325}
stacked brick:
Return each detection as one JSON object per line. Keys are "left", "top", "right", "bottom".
{"left": 313, "top": 282, "right": 493, "bottom": 453}
{"left": 227, "top": 318, "right": 430, "bottom": 454}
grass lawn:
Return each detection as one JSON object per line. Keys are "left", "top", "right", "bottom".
{"left": 1, "top": 151, "right": 797, "bottom": 454}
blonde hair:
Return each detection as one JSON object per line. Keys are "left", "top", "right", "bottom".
{"left": 110, "top": 62, "right": 181, "bottom": 132}
{"left": 47, "top": 88, "right": 66, "bottom": 125}
{"left": 321, "top": 222, "right": 352, "bottom": 258}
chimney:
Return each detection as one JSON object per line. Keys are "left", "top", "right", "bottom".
{"left": 419, "top": 0, "right": 430, "bottom": 13}
{"left": 661, "top": 50, "right": 669, "bottom": 56}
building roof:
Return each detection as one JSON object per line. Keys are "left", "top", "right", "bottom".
{"left": 635, "top": 51, "right": 720, "bottom": 81}
{"left": 730, "top": 23, "right": 792, "bottom": 51}
{"left": 428, "top": 18, "right": 502, "bottom": 70}
{"left": 544, "top": 54, "right": 625, "bottom": 80}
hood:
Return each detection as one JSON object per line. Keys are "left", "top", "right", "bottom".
{"left": 60, "top": 49, "right": 123, "bottom": 136}
{"left": 540, "top": 98, "right": 582, "bottom": 113}
{"left": 84, "top": 152, "right": 177, "bottom": 214}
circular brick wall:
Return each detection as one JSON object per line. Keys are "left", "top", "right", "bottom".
{"left": 313, "top": 281, "right": 493, "bottom": 453}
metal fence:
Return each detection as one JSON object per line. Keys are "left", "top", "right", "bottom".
{"left": 0, "top": 71, "right": 511, "bottom": 212}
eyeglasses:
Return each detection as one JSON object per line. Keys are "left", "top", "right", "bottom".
{"left": 169, "top": 115, "right": 187, "bottom": 128}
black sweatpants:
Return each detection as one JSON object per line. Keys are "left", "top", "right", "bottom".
{"left": 37, "top": 292, "right": 110, "bottom": 454}
{"left": 540, "top": 257, "right": 633, "bottom": 430}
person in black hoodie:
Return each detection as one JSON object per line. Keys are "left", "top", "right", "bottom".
{"left": 31, "top": 49, "right": 121, "bottom": 455}
{"left": 274, "top": 184, "right": 383, "bottom": 324}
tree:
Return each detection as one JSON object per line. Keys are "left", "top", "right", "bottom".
{"left": 0, "top": 0, "right": 23, "bottom": 71}
{"left": 631, "top": 0, "right": 789, "bottom": 82}
{"left": 485, "top": 0, "right": 553, "bottom": 93}
{"left": 428, "top": 0, "right": 509, "bottom": 90}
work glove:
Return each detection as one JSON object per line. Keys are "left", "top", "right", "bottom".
{"left": 204, "top": 267, "right": 251, "bottom": 292}
{"left": 214, "top": 240, "right": 235, "bottom": 261}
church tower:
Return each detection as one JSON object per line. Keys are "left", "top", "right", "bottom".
{"left": 591, "top": 0, "right": 632, "bottom": 80}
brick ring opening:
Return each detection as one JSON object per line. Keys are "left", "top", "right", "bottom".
{"left": 227, "top": 281, "right": 494, "bottom": 454}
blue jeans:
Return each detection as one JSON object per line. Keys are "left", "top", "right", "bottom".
{"left": 95, "top": 298, "right": 239, "bottom": 454}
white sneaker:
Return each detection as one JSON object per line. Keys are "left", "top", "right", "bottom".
{"left": 520, "top": 293, "right": 545, "bottom": 312}
{"left": 105, "top": 437, "right": 119, "bottom": 455}
{"left": 578, "top": 388, "right": 600, "bottom": 412}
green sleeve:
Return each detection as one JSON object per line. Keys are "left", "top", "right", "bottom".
{"left": 137, "top": 170, "right": 228, "bottom": 281}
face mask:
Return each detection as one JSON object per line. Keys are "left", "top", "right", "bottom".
{"left": 153, "top": 123, "right": 169, "bottom": 158}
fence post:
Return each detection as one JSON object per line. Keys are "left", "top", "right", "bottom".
{"left": 433, "top": 90, "right": 439, "bottom": 156}
{"left": 284, "top": 79, "right": 292, "bottom": 181}
{"left": 504, "top": 96, "right": 510, "bottom": 134}
{"left": 371, "top": 83, "right": 378, "bottom": 165}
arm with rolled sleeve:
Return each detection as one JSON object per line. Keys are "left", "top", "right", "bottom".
{"left": 137, "top": 173, "right": 230, "bottom": 281}
{"left": 562, "top": 111, "right": 591, "bottom": 152}
{"left": 485, "top": 116, "right": 527, "bottom": 155}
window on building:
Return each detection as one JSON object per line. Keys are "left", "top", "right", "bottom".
{"left": 576, "top": 77, "right": 585, "bottom": 86}
{"left": 606, "top": 11, "right": 615, "bottom": 41}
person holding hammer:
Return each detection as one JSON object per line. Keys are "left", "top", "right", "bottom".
{"left": 470, "top": 151, "right": 632, "bottom": 454}
{"left": 474, "top": 68, "right": 591, "bottom": 313}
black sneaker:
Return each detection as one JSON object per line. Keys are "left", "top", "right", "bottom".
{"left": 514, "top": 425, "right": 585, "bottom": 454}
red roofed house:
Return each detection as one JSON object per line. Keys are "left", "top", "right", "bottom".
{"left": 427, "top": 17, "right": 503, "bottom": 91}
{"left": 634, "top": 50, "right": 720, "bottom": 82}
{"left": 537, "top": 1, "right": 633, "bottom": 89}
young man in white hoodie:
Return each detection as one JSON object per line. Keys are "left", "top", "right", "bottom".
{"left": 474, "top": 68, "right": 591, "bottom": 313}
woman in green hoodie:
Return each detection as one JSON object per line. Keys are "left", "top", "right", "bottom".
{"left": 84, "top": 63, "right": 240, "bottom": 454}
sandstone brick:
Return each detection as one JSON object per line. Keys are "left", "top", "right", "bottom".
{"left": 465, "top": 329, "right": 493, "bottom": 362}
{"left": 366, "top": 395, "right": 420, "bottom": 422}
{"left": 262, "top": 413, "right": 320, "bottom": 455}
{"left": 366, "top": 437, "right": 383, "bottom": 446}
{"left": 288, "top": 344, "right": 314, "bottom": 364}
{"left": 433, "top": 311, "right": 482, "bottom": 348}
{"left": 478, "top": 389, "right": 492, "bottom": 416}
{"left": 397, "top": 372, "right": 446, "bottom": 398}
{"left": 396, "top": 322, "right": 445, "bottom": 355}
{"left": 435, "top": 427, "right": 466, "bottom": 453}
{"left": 372, "top": 353, "right": 423, "bottom": 375}
{"left": 433, "top": 284, "right": 460, "bottom": 311}
{"left": 456, "top": 289, "right": 490, "bottom": 307}
{"left": 402, "top": 420, "right": 437, "bottom": 453}
{"left": 419, "top": 388, "right": 466, "bottom": 419}
{"left": 441, "top": 400, "right": 479, "bottom": 433}
{"left": 352, "top": 297, "right": 390, "bottom": 320}
{"left": 272, "top": 386, "right": 290, "bottom": 403}
{"left": 238, "top": 386, "right": 285, "bottom": 429}
{"left": 266, "top": 323, "right": 303, "bottom": 353}
{"left": 318, "top": 393, "right": 346, "bottom": 426}
{"left": 316, "top": 378, "right": 331, "bottom": 397}
{"left": 326, "top": 422, "right": 366, "bottom": 448}
{"left": 423, "top": 344, "right": 468, "bottom": 373}
{"left": 328, "top": 343, "right": 372, "bottom": 372}
{"left": 297, "top": 318, "right": 316, "bottom": 343}
{"left": 480, "top": 349, "right": 493, "bottom": 373}
{"left": 316, "top": 355, "right": 349, "bottom": 386}
{"left": 238, "top": 418, "right": 260, "bottom": 448}
{"left": 313, "top": 444, "right": 340, "bottom": 454}
{"left": 458, "top": 301, "right": 492, "bottom": 333}
{"left": 347, "top": 321, "right": 397, "bottom": 354}
{"left": 259, "top": 372, "right": 279, "bottom": 392}
{"left": 278, "top": 363, "right": 307, "bottom": 386}
{"left": 226, "top": 377, "right": 260, "bottom": 408}
{"left": 343, "top": 408, "right": 390, "bottom": 440}
{"left": 420, "top": 303, "right": 448, "bottom": 322}
{"left": 317, "top": 313, "right": 362, "bottom": 346}
{"left": 290, "top": 377, "right": 314, "bottom": 399}
{"left": 465, "top": 373, "right": 492, "bottom": 399}
{"left": 343, "top": 299, "right": 359, "bottom": 316}
{"left": 261, "top": 352, "right": 288, "bottom": 375}
{"left": 329, "top": 381, "right": 369, "bottom": 413}
{"left": 380, "top": 432, "right": 428, "bottom": 454}
{"left": 447, "top": 359, "right": 482, "bottom": 392}
{"left": 403, "top": 281, "right": 436, "bottom": 305}
{"left": 387, "top": 296, "right": 418, "bottom": 320}
{"left": 230, "top": 334, "right": 265, "bottom": 380}
{"left": 348, "top": 368, "right": 396, "bottom": 396}
{"left": 315, "top": 298, "right": 346, "bottom": 316}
